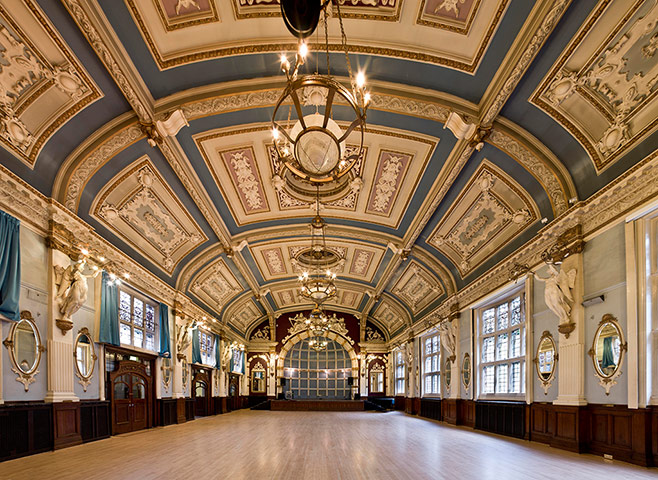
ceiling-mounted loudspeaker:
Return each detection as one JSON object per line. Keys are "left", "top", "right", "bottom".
{"left": 281, "top": 0, "right": 324, "bottom": 39}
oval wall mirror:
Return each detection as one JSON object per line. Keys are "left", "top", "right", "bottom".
{"left": 461, "top": 353, "right": 471, "bottom": 389}
{"left": 535, "top": 330, "right": 557, "bottom": 394}
{"left": 74, "top": 328, "right": 97, "bottom": 391}
{"left": 3, "top": 311, "right": 44, "bottom": 391}
{"left": 162, "top": 358, "right": 172, "bottom": 387}
{"left": 182, "top": 357, "right": 188, "bottom": 387}
{"left": 445, "top": 358, "right": 452, "bottom": 390}
{"left": 589, "top": 314, "right": 627, "bottom": 395}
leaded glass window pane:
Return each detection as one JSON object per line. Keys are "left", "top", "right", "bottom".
{"left": 510, "top": 297, "right": 521, "bottom": 326}
{"left": 496, "top": 333, "right": 509, "bottom": 361}
{"left": 510, "top": 329, "right": 521, "bottom": 357}
{"left": 483, "top": 365, "right": 494, "bottom": 394}
{"left": 497, "top": 303, "right": 508, "bottom": 330}
{"left": 134, "top": 329, "right": 143, "bottom": 348}
{"left": 482, "top": 308, "right": 495, "bottom": 334}
{"left": 120, "top": 323, "right": 131, "bottom": 345}
{"left": 133, "top": 299, "right": 143, "bottom": 327}
{"left": 482, "top": 337, "right": 494, "bottom": 362}
{"left": 496, "top": 364, "right": 508, "bottom": 394}
{"left": 145, "top": 304, "right": 155, "bottom": 331}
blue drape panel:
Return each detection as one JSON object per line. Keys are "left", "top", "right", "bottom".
{"left": 0, "top": 210, "right": 21, "bottom": 321}
{"left": 241, "top": 351, "right": 245, "bottom": 375}
{"left": 601, "top": 336, "right": 615, "bottom": 369}
{"left": 99, "top": 271, "right": 119, "bottom": 345}
{"left": 159, "top": 303, "right": 170, "bottom": 357}
{"left": 192, "top": 327, "right": 202, "bottom": 364}
{"left": 214, "top": 334, "right": 220, "bottom": 368}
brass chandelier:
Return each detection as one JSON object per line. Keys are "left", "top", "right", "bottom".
{"left": 305, "top": 305, "right": 332, "bottom": 352}
{"left": 271, "top": 0, "right": 369, "bottom": 184}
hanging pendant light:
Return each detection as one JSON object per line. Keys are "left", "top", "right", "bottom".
{"left": 272, "top": 0, "right": 369, "bottom": 184}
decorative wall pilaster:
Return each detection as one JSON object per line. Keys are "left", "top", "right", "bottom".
{"left": 554, "top": 252, "right": 586, "bottom": 406}
{"left": 449, "top": 321, "right": 460, "bottom": 399}
{"left": 45, "top": 248, "right": 77, "bottom": 403}
{"left": 172, "top": 315, "right": 185, "bottom": 399}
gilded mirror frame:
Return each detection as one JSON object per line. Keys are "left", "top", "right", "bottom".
{"left": 461, "top": 352, "right": 471, "bottom": 391}
{"left": 588, "top": 314, "right": 627, "bottom": 395}
{"left": 2, "top": 310, "right": 45, "bottom": 391}
{"left": 161, "top": 357, "right": 172, "bottom": 388}
{"left": 444, "top": 357, "right": 452, "bottom": 393}
{"left": 250, "top": 361, "right": 267, "bottom": 394}
{"left": 73, "top": 327, "right": 97, "bottom": 391}
{"left": 534, "top": 330, "right": 558, "bottom": 395}
{"left": 181, "top": 356, "right": 188, "bottom": 387}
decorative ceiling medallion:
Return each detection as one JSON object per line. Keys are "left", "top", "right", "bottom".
{"left": 91, "top": 158, "right": 207, "bottom": 274}
{"left": 531, "top": 0, "right": 658, "bottom": 172}
{"left": 189, "top": 257, "right": 242, "bottom": 313}
{"left": 372, "top": 296, "right": 409, "bottom": 334}
{"left": 149, "top": 0, "right": 220, "bottom": 31}
{"left": 365, "top": 149, "right": 413, "bottom": 217}
{"left": 427, "top": 161, "right": 539, "bottom": 276}
{"left": 416, "top": 0, "right": 482, "bottom": 34}
{"left": 391, "top": 260, "right": 444, "bottom": 314}
{"left": 268, "top": 143, "right": 366, "bottom": 208}
{"left": 0, "top": 2, "right": 99, "bottom": 167}
{"left": 231, "top": 0, "right": 401, "bottom": 21}
{"left": 225, "top": 296, "right": 263, "bottom": 334}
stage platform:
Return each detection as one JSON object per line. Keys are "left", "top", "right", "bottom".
{"left": 270, "top": 400, "right": 365, "bottom": 411}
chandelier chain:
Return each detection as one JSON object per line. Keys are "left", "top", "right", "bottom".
{"left": 324, "top": 7, "right": 330, "bottom": 77}
{"left": 334, "top": 0, "right": 355, "bottom": 93}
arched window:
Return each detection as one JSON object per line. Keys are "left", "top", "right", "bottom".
{"left": 283, "top": 338, "right": 351, "bottom": 399}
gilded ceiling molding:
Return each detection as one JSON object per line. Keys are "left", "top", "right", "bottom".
{"left": 147, "top": 0, "right": 220, "bottom": 31}
{"left": 62, "top": 0, "right": 151, "bottom": 122}
{"left": 488, "top": 128, "right": 569, "bottom": 215}
{"left": 529, "top": 0, "right": 656, "bottom": 172}
{"left": 231, "top": 0, "right": 402, "bottom": 22}
{"left": 480, "top": 0, "right": 572, "bottom": 126}
{"left": 408, "top": 247, "right": 457, "bottom": 296}
{"left": 0, "top": 1, "right": 101, "bottom": 167}
{"left": 391, "top": 260, "right": 444, "bottom": 315}
{"left": 176, "top": 244, "right": 225, "bottom": 291}
{"left": 415, "top": 0, "right": 486, "bottom": 35}
{"left": 410, "top": 148, "right": 658, "bottom": 342}
{"left": 0, "top": 164, "right": 51, "bottom": 233}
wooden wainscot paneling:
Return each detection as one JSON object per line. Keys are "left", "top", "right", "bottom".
{"left": 80, "top": 401, "right": 110, "bottom": 443}
{"left": 588, "top": 404, "right": 653, "bottom": 467}
{"left": 176, "top": 398, "right": 186, "bottom": 424}
{"left": 550, "top": 405, "right": 588, "bottom": 453}
{"left": 53, "top": 402, "right": 82, "bottom": 450}
{"left": 419, "top": 398, "right": 442, "bottom": 421}
{"left": 185, "top": 398, "right": 195, "bottom": 421}
{"left": 394, "top": 396, "right": 406, "bottom": 411}
{"left": 530, "top": 402, "right": 555, "bottom": 445}
{"left": 458, "top": 399, "right": 475, "bottom": 427}
{"left": 442, "top": 399, "right": 458, "bottom": 425}
{"left": 0, "top": 403, "right": 53, "bottom": 461}
{"left": 652, "top": 406, "right": 658, "bottom": 467}
{"left": 475, "top": 401, "right": 525, "bottom": 439}
{"left": 404, "top": 397, "right": 419, "bottom": 415}
{"left": 158, "top": 398, "right": 177, "bottom": 426}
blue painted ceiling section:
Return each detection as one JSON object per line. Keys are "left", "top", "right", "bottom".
{"left": 97, "top": 0, "right": 534, "bottom": 104}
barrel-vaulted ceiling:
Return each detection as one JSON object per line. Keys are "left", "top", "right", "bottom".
{"left": 1, "top": 0, "right": 656, "bottom": 341}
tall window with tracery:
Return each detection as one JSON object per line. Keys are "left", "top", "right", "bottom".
{"left": 422, "top": 333, "right": 441, "bottom": 396}
{"left": 478, "top": 293, "right": 526, "bottom": 398}
{"left": 119, "top": 288, "right": 158, "bottom": 352}
{"left": 395, "top": 350, "right": 405, "bottom": 395}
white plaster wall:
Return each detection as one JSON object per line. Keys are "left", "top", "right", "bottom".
{"left": 583, "top": 224, "right": 628, "bottom": 404}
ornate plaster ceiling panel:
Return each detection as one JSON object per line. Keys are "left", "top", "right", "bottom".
{"left": 391, "top": 260, "right": 443, "bottom": 314}
{"left": 231, "top": 0, "right": 402, "bottom": 21}
{"left": 250, "top": 238, "right": 385, "bottom": 283}
{"left": 150, "top": 0, "right": 219, "bottom": 31}
{"left": 372, "top": 296, "right": 409, "bottom": 333}
{"left": 224, "top": 296, "right": 262, "bottom": 333}
{"left": 0, "top": 1, "right": 100, "bottom": 167}
{"left": 416, "top": 0, "right": 482, "bottom": 34}
{"left": 194, "top": 124, "right": 436, "bottom": 229}
{"left": 123, "top": 0, "right": 507, "bottom": 71}
{"left": 189, "top": 257, "right": 242, "bottom": 313}
{"left": 270, "top": 283, "right": 364, "bottom": 312}
{"left": 323, "top": 287, "right": 364, "bottom": 310}
{"left": 427, "top": 160, "right": 539, "bottom": 276}
{"left": 531, "top": 0, "right": 658, "bottom": 172}
{"left": 91, "top": 157, "right": 208, "bottom": 274}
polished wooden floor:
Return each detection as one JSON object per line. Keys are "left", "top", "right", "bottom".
{"left": 1, "top": 410, "right": 655, "bottom": 479}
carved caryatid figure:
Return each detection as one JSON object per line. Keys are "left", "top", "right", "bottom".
{"left": 534, "top": 262, "right": 577, "bottom": 325}
{"left": 439, "top": 321, "right": 457, "bottom": 361}
{"left": 54, "top": 262, "right": 99, "bottom": 331}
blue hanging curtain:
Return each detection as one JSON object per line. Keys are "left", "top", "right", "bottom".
{"left": 158, "top": 303, "right": 170, "bottom": 357}
{"left": 0, "top": 210, "right": 21, "bottom": 321}
{"left": 601, "top": 336, "right": 615, "bottom": 369}
{"left": 214, "top": 334, "right": 220, "bottom": 369}
{"left": 192, "top": 327, "right": 202, "bottom": 364}
{"left": 241, "top": 351, "right": 246, "bottom": 375}
{"left": 99, "top": 271, "right": 119, "bottom": 345}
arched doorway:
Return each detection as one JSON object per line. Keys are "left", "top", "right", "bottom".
{"left": 110, "top": 361, "right": 150, "bottom": 435}
{"left": 192, "top": 368, "right": 210, "bottom": 417}
{"left": 278, "top": 331, "right": 359, "bottom": 400}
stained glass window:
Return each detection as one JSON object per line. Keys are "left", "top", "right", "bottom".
{"left": 118, "top": 288, "right": 158, "bottom": 352}
{"left": 479, "top": 293, "right": 525, "bottom": 398}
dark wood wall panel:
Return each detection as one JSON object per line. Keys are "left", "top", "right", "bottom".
{"left": 185, "top": 398, "right": 195, "bottom": 421}
{"left": 458, "top": 400, "right": 476, "bottom": 427}
{"left": 158, "top": 399, "right": 177, "bottom": 426}
{"left": 442, "top": 399, "right": 458, "bottom": 425}
{"left": 80, "top": 401, "right": 110, "bottom": 443}
{"left": 475, "top": 401, "right": 525, "bottom": 439}
{"left": 53, "top": 402, "right": 82, "bottom": 450}
{"left": 0, "top": 403, "right": 53, "bottom": 462}
{"left": 419, "top": 398, "right": 441, "bottom": 421}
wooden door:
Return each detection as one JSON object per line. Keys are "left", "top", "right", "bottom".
{"left": 110, "top": 362, "right": 150, "bottom": 434}
{"left": 194, "top": 380, "right": 208, "bottom": 417}
{"left": 228, "top": 374, "right": 240, "bottom": 411}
